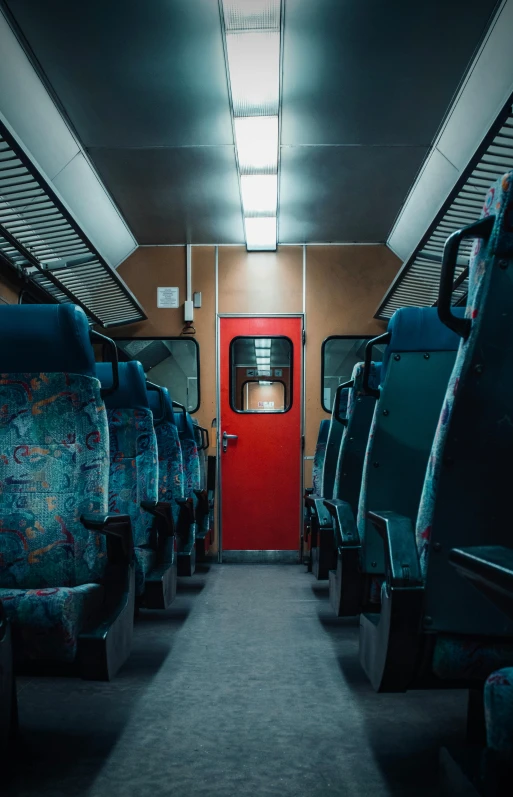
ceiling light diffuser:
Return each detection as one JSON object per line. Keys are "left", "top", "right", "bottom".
{"left": 241, "top": 175, "right": 277, "bottom": 216}
{"left": 254, "top": 339, "right": 272, "bottom": 348}
{"left": 235, "top": 116, "right": 278, "bottom": 174}
{"left": 222, "top": 0, "right": 281, "bottom": 32}
{"left": 245, "top": 217, "right": 277, "bottom": 251}
{"left": 225, "top": 32, "right": 280, "bottom": 117}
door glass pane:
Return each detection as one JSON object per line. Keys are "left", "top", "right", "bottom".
{"left": 116, "top": 338, "right": 200, "bottom": 412}
{"left": 322, "top": 337, "right": 385, "bottom": 413}
{"left": 230, "top": 336, "right": 292, "bottom": 413}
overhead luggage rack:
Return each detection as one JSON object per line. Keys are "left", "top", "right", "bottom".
{"left": 0, "top": 121, "right": 146, "bottom": 327}
{"left": 376, "top": 99, "right": 513, "bottom": 320}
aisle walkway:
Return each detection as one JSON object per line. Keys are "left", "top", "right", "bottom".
{"left": 8, "top": 565, "right": 466, "bottom": 796}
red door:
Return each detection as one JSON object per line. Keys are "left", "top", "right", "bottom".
{"left": 219, "top": 316, "right": 303, "bottom": 554}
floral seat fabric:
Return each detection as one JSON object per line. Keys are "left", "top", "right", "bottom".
{"left": 414, "top": 172, "right": 513, "bottom": 678}
{"left": 485, "top": 667, "right": 513, "bottom": 754}
{"left": 106, "top": 407, "right": 158, "bottom": 596}
{"left": 155, "top": 421, "right": 184, "bottom": 527}
{"left": 0, "top": 370, "right": 109, "bottom": 662}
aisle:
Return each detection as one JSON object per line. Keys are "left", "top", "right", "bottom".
{"left": 8, "top": 565, "right": 466, "bottom": 797}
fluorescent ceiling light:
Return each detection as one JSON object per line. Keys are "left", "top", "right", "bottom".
{"left": 226, "top": 32, "right": 280, "bottom": 117}
{"left": 255, "top": 339, "right": 271, "bottom": 349}
{"left": 235, "top": 116, "right": 278, "bottom": 174}
{"left": 245, "top": 217, "right": 277, "bottom": 251}
{"left": 259, "top": 381, "right": 272, "bottom": 386}
{"left": 241, "top": 175, "right": 277, "bottom": 215}
{"left": 222, "top": 0, "right": 281, "bottom": 32}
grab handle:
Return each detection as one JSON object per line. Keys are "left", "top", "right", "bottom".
{"left": 90, "top": 330, "right": 119, "bottom": 397}
{"left": 333, "top": 380, "right": 354, "bottom": 425}
{"left": 438, "top": 215, "right": 494, "bottom": 338}
{"left": 146, "top": 381, "right": 166, "bottom": 424}
{"left": 363, "top": 333, "right": 390, "bottom": 399}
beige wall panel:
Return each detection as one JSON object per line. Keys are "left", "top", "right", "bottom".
{"left": 218, "top": 246, "right": 303, "bottom": 314}
{"left": 0, "top": 272, "right": 21, "bottom": 304}
{"left": 304, "top": 245, "right": 401, "bottom": 483}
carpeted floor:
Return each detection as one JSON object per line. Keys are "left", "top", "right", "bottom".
{"left": 6, "top": 564, "right": 467, "bottom": 796}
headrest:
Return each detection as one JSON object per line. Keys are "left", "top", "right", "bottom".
{"left": 174, "top": 409, "right": 196, "bottom": 441}
{"left": 96, "top": 361, "right": 149, "bottom": 410}
{"left": 0, "top": 304, "right": 95, "bottom": 376}
{"left": 382, "top": 306, "right": 465, "bottom": 374}
{"left": 147, "top": 385, "right": 176, "bottom": 425}
{"left": 351, "top": 361, "right": 381, "bottom": 394}
{"left": 317, "top": 419, "right": 330, "bottom": 446}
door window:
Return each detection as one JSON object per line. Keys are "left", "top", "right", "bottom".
{"left": 230, "top": 336, "right": 292, "bottom": 413}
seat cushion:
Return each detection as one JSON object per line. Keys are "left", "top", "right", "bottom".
{"left": 0, "top": 583, "right": 104, "bottom": 663}
{"left": 485, "top": 667, "right": 513, "bottom": 754}
{"left": 432, "top": 635, "right": 513, "bottom": 681}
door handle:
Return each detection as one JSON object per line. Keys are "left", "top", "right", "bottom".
{"left": 222, "top": 431, "right": 238, "bottom": 453}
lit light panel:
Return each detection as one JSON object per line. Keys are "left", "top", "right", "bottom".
{"left": 255, "top": 339, "right": 271, "bottom": 348}
{"left": 221, "top": 0, "right": 282, "bottom": 252}
{"left": 241, "top": 175, "right": 277, "bottom": 216}
{"left": 235, "top": 116, "right": 278, "bottom": 174}
{"left": 245, "top": 217, "right": 277, "bottom": 251}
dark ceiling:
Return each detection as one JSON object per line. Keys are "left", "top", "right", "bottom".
{"left": 5, "top": 0, "right": 499, "bottom": 245}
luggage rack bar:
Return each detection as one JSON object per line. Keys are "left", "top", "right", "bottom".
{"left": 376, "top": 96, "right": 513, "bottom": 320}
{"left": 0, "top": 121, "right": 146, "bottom": 327}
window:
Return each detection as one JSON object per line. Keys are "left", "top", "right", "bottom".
{"left": 321, "top": 336, "right": 386, "bottom": 413}
{"left": 116, "top": 337, "right": 200, "bottom": 413}
{"left": 230, "top": 336, "right": 292, "bottom": 413}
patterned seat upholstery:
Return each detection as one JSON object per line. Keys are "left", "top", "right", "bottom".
{"left": 311, "top": 420, "right": 330, "bottom": 496}
{"left": 192, "top": 419, "right": 207, "bottom": 492}
{"left": 96, "top": 362, "right": 158, "bottom": 597}
{"left": 173, "top": 409, "right": 200, "bottom": 562}
{"left": 0, "top": 305, "right": 110, "bottom": 663}
{"left": 485, "top": 667, "right": 513, "bottom": 755}
{"left": 147, "top": 387, "right": 184, "bottom": 528}
{"left": 414, "top": 172, "right": 513, "bottom": 679}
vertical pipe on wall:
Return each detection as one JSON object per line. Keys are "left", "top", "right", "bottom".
{"left": 215, "top": 246, "right": 222, "bottom": 562}
{"left": 300, "top": 244, "right": 307, "bottom": 560}
{"left": 186, "top": 244, "right": 192, "bottom": 302}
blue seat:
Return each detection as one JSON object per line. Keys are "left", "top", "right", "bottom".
{"left": 96, "top": 361, "right": 160, "bottom": 601}
{"left": 173, "top": 407, "right": 200, "bottom": 576}
{"left": 326, "top": 308, "right": 462, "bottom": 619}
{"left": 0, "top": 304, "right": 134, "bottom": 678}
{"left": 147, "top": 386, "right": 184, "bottom": 529}
{"left": 360, "top": 172, "right": 513, "bottom": 693}
{"left": 191, "top": 418, "right": 212, "bottom": 560}
{"left": 302, "top": 420, "right": 330, "bottom": 571}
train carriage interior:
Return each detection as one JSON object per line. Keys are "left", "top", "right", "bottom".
{"left": 1, "top": 1, "right": 513, "bottom": 795}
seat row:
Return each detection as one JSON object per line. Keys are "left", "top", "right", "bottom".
{"left": 304, "top": 171, "right": 513, "bottom": 793}
{"left": 0, "top": 304, "right": 214, "bottom": 747}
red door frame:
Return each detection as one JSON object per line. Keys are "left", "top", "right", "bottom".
{"left": 216, "top": 314, "right": 305, "bottom": 562}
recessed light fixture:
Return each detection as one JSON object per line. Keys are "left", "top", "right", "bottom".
{"left": 221, "top": 0, "right": 283, "bottom": 252}
{"left": 255, "top": 339, "right": 272, "bottom": 348}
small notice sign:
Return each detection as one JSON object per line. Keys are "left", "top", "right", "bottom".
{"left": 258, "top": 401, "right": 275, "bottom": 409}
{"left": 157, "top": 287, "right": 179, "bottom": 309}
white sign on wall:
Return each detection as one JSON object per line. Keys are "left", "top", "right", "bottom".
{"left": 258, "top": 401, "right": 275, "bottom": 409}
{"left": 157, "top": 287, "right": 179, "bottom": 308}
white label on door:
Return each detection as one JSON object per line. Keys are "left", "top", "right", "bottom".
{"left": 157, "top": 287, "right": 179, "bottom": 308}
{"left": 258, "top": 401, "right": 275, "bottom": 408}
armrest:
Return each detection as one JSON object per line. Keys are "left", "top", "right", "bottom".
{"left": 80, "top": 513, "right": 133, "bottom": 562}
{"left": 304, "top": 488, "right": 314, "bottom": 497}
{"left": 305, "top": 496, "right": 332, "bottom": 528}
{"left": 140, "top": 500, "right": 174, "bottom": 537}
{"left": 367, "top": 511, "right": 422, "bottom": 588}
{"left": 449, "top": 545, "right": 513, "bottom": 620}
{"left": 324, "top": 499, "right": 359, "bottom": 546}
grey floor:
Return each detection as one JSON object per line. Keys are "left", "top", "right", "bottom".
{"left": 7, "top": 565, "right": 467, "bottom": 797}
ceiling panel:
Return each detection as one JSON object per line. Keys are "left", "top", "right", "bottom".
{"left": 90, "top": 146, "right": 244, "bottom": 245}
{"left": 5, "top": 0, "right": 233, "bottom": 148}
{"left": 282, "top": 0, "right": 498, "bottom": 147}
{"left": 279, "top": 145, "right": 427, "bottom": 243}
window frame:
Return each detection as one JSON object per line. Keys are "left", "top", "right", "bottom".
{"left": 114, "top": 336, "right": 201, "bottom": 413}
{"left": 321, "top": 334, "right": 378, "bottom": 414}
{"left": 229, "top": 335, "right": 294, "bottom": 415}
